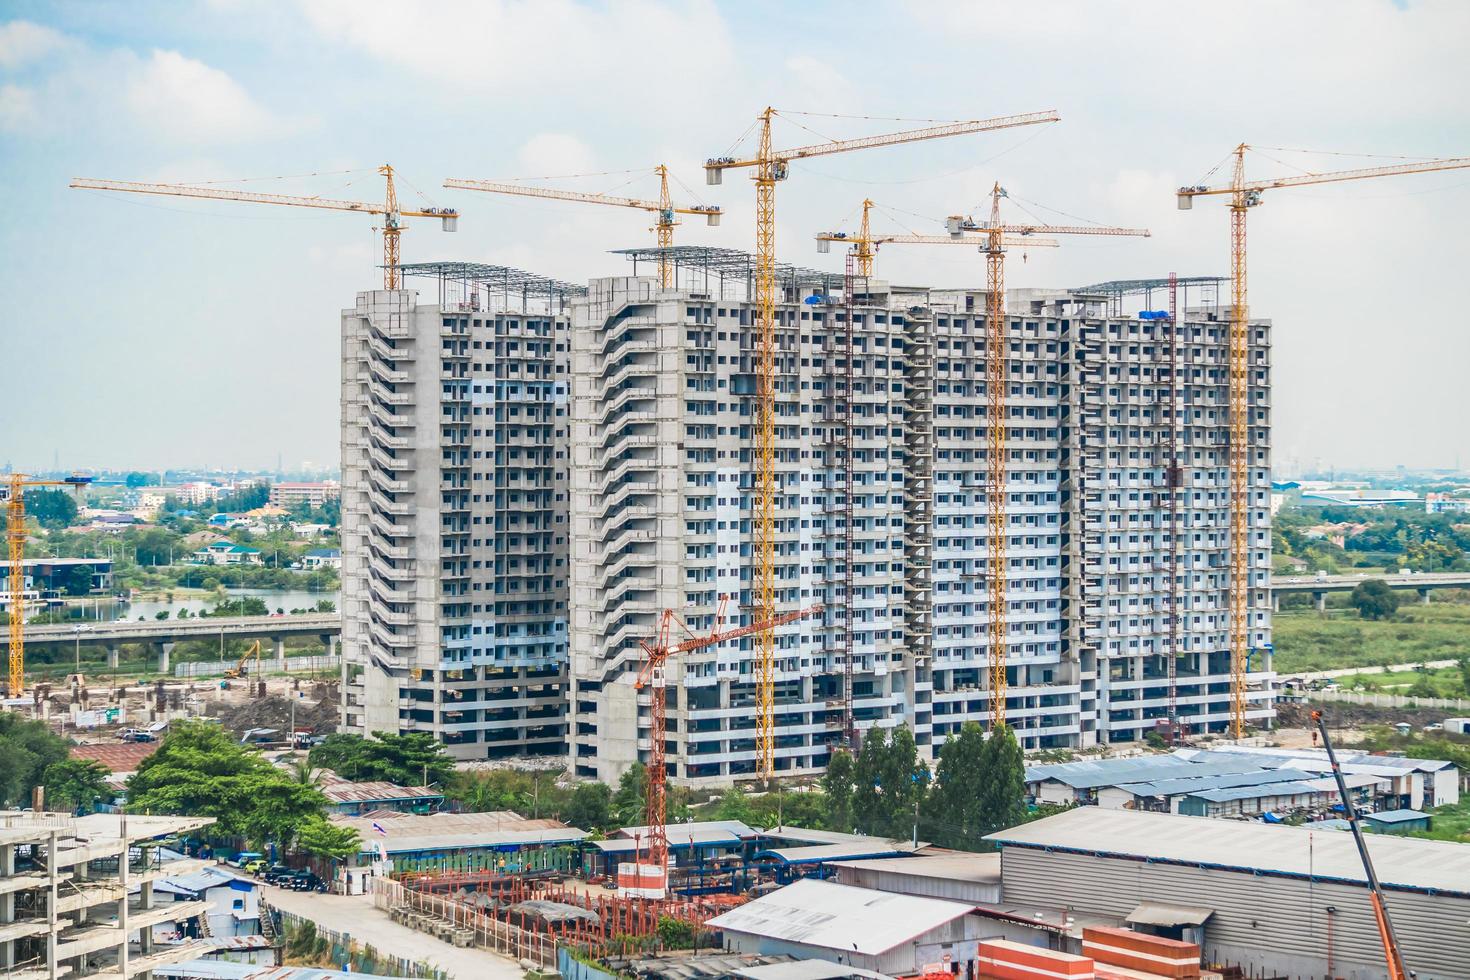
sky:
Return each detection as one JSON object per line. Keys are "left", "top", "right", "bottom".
{"left": 2, "top": 0, "right": 1468, "bottom": 473}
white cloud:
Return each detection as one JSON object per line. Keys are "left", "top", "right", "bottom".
{"left": 516, "top": 133, "right": 597, "bottom": 177}
{"left": 294, "top": 0, "right": 734, "bottom": 104}
{"left": 123, "top": 49, "right": 282, "bottom": 143}
{"left": 0, "top": 83, "right": 37, "bottom": 132}
{"left": 0, "top": 20, "right": 69, "bottom": 70}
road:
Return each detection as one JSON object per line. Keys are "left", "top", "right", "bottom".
{"left": 1272, "top": 571, "right": 1470, "bottom": 594}
{"left": 1284, "top": 659, "right": 1459, "bottom": 681}
{"left": 2, "top": 612, "right": 340, "bottom": 649}
{"left": 263, "top": 883, "right": 524, "bottom": 980}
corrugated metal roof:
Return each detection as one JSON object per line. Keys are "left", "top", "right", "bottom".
{"left": 1183, "top": 780, "right": 1325, "bottom": 803}
{"left": 1024, "top": 755, "right": 1262, "bottom": 790}
{"left": 733, "top": 960, "right": 895, "bottom": 980}
{"left": 1116, "top": 767, "right": 1314, "bottom": 798}
{"left": 1125, "top": 901, "right": 1213, "bottom": 927}
{"left": 70, "top": 742, "right": 158, "bottom": 773}
{"left": 616, "top": 819, "right": 757, "bottom": 841}
{"left": 594, "top": 825, "right": 747, "bottom": 853}
{"left": 160, "top": 866, "right": 253, "bottom": 894}
{"left": 319, "top": 780, "right": 443, "bottom": 805}
{"left": 707, "top": 878, "right": 974, "bottom": 955}
{"left": 759, "top": 842, "right": 922, "bottom": 865}
{"left": 1364, "top": 809, "right": 1430, "bottom": 824}
{"left": 332, "top": 810, "right": 584, "bottom": 854}
{"left": 156, "top": 963, "right": 405, "bottom": 980}
{"left": 986, "top": 807, "right": 1470, "bottom": 896}
{"left": 829, "top": 852, "right": 1000, "bottom": 885}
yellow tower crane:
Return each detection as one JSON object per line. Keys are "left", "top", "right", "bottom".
{"left": 444, "top": 166, "right": 721, "bottom": 289}
{"left": 703, "top": 106, "right": 1059, "bottom": 778}
{"left": 954, "top": 184, "right": 1148, "bottom": 727}
{"left": 817, "top": 198, "right": 1062, "bottom": 268}
{"left": 823, "top": 189, "right": 1147, "bottom": 729}
{"left": 5, "top": 473, "right": 93, "bottom": 696}
{"left": 1178, "top": 145, "right": 1470, "bottom": 738}
{"left": 70, "top": 166, "right": 457, "bottom": 289}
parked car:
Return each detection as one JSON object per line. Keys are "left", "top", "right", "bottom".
{"left": 285, "top": 870, "right": 327, "bottom": 893}
{"left": 118, "top": 729, "right": 155, "bottom": 743}
{"left": 242, "top": 858, "right": 268, "bottom": 875}
{"left": 227, "top": 851, "right": 264, "bottom": 870}
{"left": 262, "top": 864, "right": 293, "bottom": 884}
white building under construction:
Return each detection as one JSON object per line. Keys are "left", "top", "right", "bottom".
{"left": 340, "top": 255, "right": 1273, "bottom": 781}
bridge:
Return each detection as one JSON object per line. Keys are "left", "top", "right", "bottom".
{"left": 1, "top": 613, "right": 341, "bottom": 672}
{"left": 1270, "top": 572, "right": 1470, "bottom": 611}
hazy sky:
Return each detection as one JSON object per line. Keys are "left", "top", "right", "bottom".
{"left": 3, "top": 1, "right": 1468, "bottom": 473}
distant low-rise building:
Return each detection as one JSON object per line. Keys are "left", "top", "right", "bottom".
{"left": 302, "top": 548, "right": 342, "bottom": 570}
{"left": 192, "top": 541, "right": 263, "bottom": 566}
{"left": 317, "top": 772, "right": 443, "bottom": 816}
{"left": 269, "top": 481, "right": 340, "bottom": 508}
{"left": 153, "top": 866, "right": 261, "bottom": 938}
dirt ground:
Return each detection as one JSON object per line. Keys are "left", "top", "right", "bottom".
{"left": 1275, "top": 698, "right": 1448, "bottom": 731}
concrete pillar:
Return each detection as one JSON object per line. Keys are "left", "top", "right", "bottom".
{"left": 1419, "top": 588, "right": 1431, "bottom": 606}
{"left": 273, "top": 637, "right": 287, "bottom": 671}
{"left": 1271, "top": 592, "right": 1280, "bottom": 613}
{"left": 106, "top": 645, "right": 120, "bottom": 669}
{"left": 157, "top": 641, "right": 175, "bottom": 674}
{"left": 1313, "top": 591, "right": 1326, "bottom": 613}
{"left": 1, "top": 842, "right": 15, "bottom": 970}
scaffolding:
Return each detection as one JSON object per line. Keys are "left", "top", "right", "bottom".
{"left": 400, "top": 261, "right": 585, "bottom": 315}
{"left": 610, "top": 245, "right": 844, "bottom": 302}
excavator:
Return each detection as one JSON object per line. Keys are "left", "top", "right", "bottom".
{"left": 223, "top": 640, "right": 261, "bottom": 681}
{"left": 1312, "top": 710, "right": 1410, "bottom": 980}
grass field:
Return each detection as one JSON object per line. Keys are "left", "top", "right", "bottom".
{"left": 1272, "top": 601, "right": 1470, "bottom": 674}
{"left": 1334, "top": 666, "right": 1466, "bottom": 697}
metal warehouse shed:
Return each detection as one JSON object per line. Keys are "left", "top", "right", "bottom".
{"left": 708, "top": 878, "right": 986, "bottom": 976}
{"left": 986, "top": 807, "right": 1470, "bottom": 980}
{"left": 829, "top": 852, "right": 1002, "bottom": 905}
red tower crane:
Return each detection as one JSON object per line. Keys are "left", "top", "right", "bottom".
{"left": 632, "top": 598, "right": 822, "bottom": 893}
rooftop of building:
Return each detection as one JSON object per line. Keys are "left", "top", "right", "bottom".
{"left": 329, "top": 809, "right": 583, "bottom": 855}
{"left": 316, "top": 771, "right": 442, "bottom": 806}
{"left": 707, "top": 878, "right": 975, "bottom": 955}
{"left": 986, "top": 807, "right": 1470, "bottom": 896}
{"left": 70, "top": 740, "right": 159, "bottom": 773}
{"left": 0, "top": 810, "right": 214, "bottom": 847}
{"left": 829, "top": 851, "right": 1001, "bottom": 885}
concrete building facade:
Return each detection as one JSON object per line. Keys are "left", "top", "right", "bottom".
{"left": 0, "top": 811, "right": 215, "bottom": 980}
{"left": 339, "top": 289, "right": 570, "bottom": 760}
{"left": 567, "top": 276, "right": 1273, "bottom": 785}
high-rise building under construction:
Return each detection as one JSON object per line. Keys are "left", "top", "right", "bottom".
{"left": 340, "top": 260, "right": 1273, "bottom": 780}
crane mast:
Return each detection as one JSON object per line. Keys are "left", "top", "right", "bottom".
{"left": 706, "top": 107, "right": 1059, "bottom": 777}
{"left": 1178, "top": 145, "right": 1470, "bottom": 738}
{"left": 6, "top": 474, "right": 92, "bottom": 696}
{"left": 635, "top": 600, "right": 821, "bottom": 883}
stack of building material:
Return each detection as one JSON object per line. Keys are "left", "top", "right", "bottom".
{"left": 977, "top": 939, "right": 1095, "bottom": 980}
{"left": 1081, "top": 927, "right": 1200, "bottom": 979}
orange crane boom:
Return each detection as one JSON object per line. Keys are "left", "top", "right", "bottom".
{"left": 1178, "top": 145, "right": 1470, "bottom": 738}
{"left": 636, "top": 600, "right": 822, "bottom": 876}
{"left": 817, "top": 200, "right": 1060, "bottom": 269}
{"left": 705, "top": 108, "right": 1058, "bottom": 778}
{"left": 5, "top": 473, "right": 93, "bottom": 696}
{"left": 70, "top": 166, "right": 458, "bottom": 289}
{"left": 1311, "top": 710, "right": 1410, "bottom": 980}
{"left": 445, "top": 167, "right": 720, "bottom": 289}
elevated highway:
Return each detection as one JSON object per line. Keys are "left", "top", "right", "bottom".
{"left": 1271, "top": 572, "right": 1470, "bottom": 610}
{"left": 2, "top": 613, "right": 341, "bottom": 672}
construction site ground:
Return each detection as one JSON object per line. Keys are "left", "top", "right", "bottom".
{"left": 265, "top": 884, "right": 522, "bottom": 980}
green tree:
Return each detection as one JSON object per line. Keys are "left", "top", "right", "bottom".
{"left": 713, "top": 786, "right": 755, "bottom": 823}
{"left": 24, "top": 489, "right": 78, "bottom": 530}
{"left": 63, "top": 564, "right": 96, "bottom": 597}
{"left": 307, "top": 731, "right": 454, "bottom": 787}
{"left": 612, "top": 761, "right": 647, "bottom": 826}
{"left": 822, "top": 748, "right": 856, "bottom": 832}
{"left": 1350, "top": 579, "right": 1401, "bottom": 620}
{"left": 563, "top": 781, "right": 613, "bottom": 831}
{"left": 923, "top": 722, "right": 987, "bottom": 849}
{"left": 0, "top": 714, "right": 70, "bottom": 807}
{"left": 127, "top": 721, "right": 327, "bottom": 848}
{"left": 295, "top": 816, "right": 362, "bottom": 862}
{"left": 852, "top": 725, "right": 928, "bottom": 839}
{"left": 1458, "top": 656, "right": 1470, "bottom": 698}
{"left": 313, "top": 598, "right": 336, "bottom": 613}
{"left": 973, "top": 724, "right": 1027, "bottom": 844}
{"left": 41, "top": 758, "right": 114, "bottom": 813}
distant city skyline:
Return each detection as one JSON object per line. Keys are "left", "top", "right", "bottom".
{"left": 2, "top": 1, "right": 1468, "bottom": 469}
